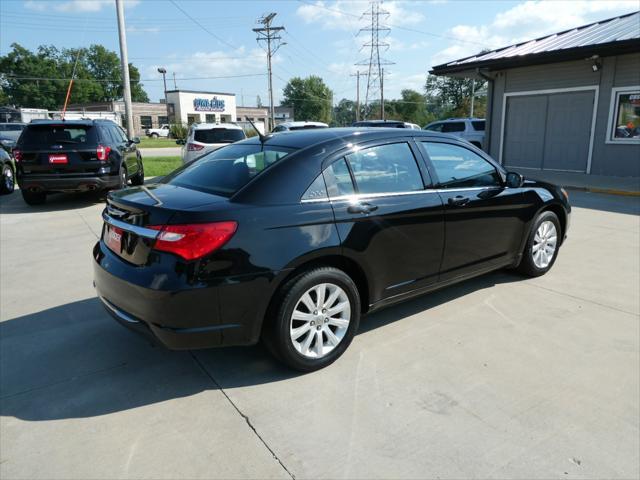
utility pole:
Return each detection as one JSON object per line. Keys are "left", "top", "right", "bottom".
{"left": 253, "top": 13, "right": 285, "bottom": 131}
{"left": 356, "top": 1, "right": 394, "bottom": 119}
{"left": 470, "top": 78, "right": 476, "bottom": 118}
{"left": 172, "top": 72, "right": 177, "bottom": 89}
{"left": 115, "top": 0, "right": 134, "bottom": 138}
{"left": 350, "top": 70, "right": 363, "bottom": 122}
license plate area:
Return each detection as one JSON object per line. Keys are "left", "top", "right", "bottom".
{"left": 104, "top": 224, "right": 123, "bottom": 254}
{"left": 49, "top": 154, "right": 68, "bottom": 164}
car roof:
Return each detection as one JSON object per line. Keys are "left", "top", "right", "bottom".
{"left": 430, "top": 118, "right": 485, "bottom": 123}
{"left": 237, "top": 127, "right": 458, "bottom": 149}
{"left": 191, "top": 123, "right": 243, "bottom": 130}
{"left": 278, "top": 121, "right": 329, "bottom": 128}
{"left": 353, "top": 119, "right": 405, "bottom": 125}
{"left": 25, "top": 119, "right": 115, "bottom": 126}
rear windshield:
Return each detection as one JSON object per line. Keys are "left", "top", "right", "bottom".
{"left": 19, "top": 124, "right": 98, "bottom": 149}
{"left": 472, "top": 121, "right": 485, "bottom": 131}
{"left": 163, "top": 143, "right": 296, "bottom": 197}
{"left": 193, "top": 128, "right": 245, "bottom": 144}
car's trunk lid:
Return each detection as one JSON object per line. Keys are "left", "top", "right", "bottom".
{"left": 103, "top": 183, "right": 229, "bottom": 265}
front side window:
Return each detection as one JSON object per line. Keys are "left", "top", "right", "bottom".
{"left": 345, "top": 142, "right": 423, "bottom": 194}
{"left": 422, "top": 142, "right": 501, "bottom": 188}
{"left": 609, "top": 89, "right": 640, "bottom": 142}
{"left": 442, "top": 122, "right": 465, "bottom": 133}
{"left": 163, "top": 144, "right": 295, "bottom": 197}
{"left": 425, "top": 123, "right": 443, "bottom": 132}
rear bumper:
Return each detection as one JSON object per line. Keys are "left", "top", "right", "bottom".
{"left": 93, "top": 241, "right": 282, "bottom": 350}
{"left": 18, "top": 173, "right": 119, "bottom": 192}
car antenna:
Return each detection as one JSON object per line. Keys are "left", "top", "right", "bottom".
{"left": 245, "top": 116, "right": 266, "bottom": 143}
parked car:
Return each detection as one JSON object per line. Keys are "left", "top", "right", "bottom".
{"left": 352, "top": 119, "right": 421, "bottom": 129}
{"left": 146, "top": 124, "right": 170, "bottom": 138}
{"left": 272, "top": 121, "right": 328, "bottom": 132}
{"left": 177, "top": 123, "right": 246, "bottom": 164}
{"left": 424, "top": 118, "right": 485, "bottom": 149}
{"left": 94, "top": 128, "right": 570, "bottom": 371}
{"left": 0, "top": 123, "right": 26, "bottom": 153}
{"left": 0, "top": 147, "right": 15, "bottom": 195}
{"left": 14, "top": 119, "right": 143, "bottom": 205}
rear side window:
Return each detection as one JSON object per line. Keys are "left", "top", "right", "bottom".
{"left": 324, "top": 159, "right": 355, "bottom": 197}
{"left": 422, "top": 142, "right": 500, "bottom": 188}
{"left": 18, "top": 125, "right": 98, "bottom": 149}
{"left": 472, "top": 121, "right": 485, "bottom": 131}
{"left": 1, "top": 124, "right": 24, "bottom": 132}
{"left": 344, "top": 143, "right": 423, "bottom": 194}
{"left": 164, "top": 144, "right": 294, "bottom": 197}
{"left": 194, "top": 128, "right": 245, "bottom": 144}
{"left": 441, "top": 122, "right": 465, "bottom": 133}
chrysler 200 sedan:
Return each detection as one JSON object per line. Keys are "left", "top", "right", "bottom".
{"left": 93, "top": 128, "right": 570, "bottom": 371}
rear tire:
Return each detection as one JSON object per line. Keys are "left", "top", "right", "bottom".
{"left": 130, "top": 161, "right": 144, "bottom": 186}
{"left": 21, "top": 189, "right": 46, "bottom": 205}
{"left": 517, "top": 211, "right": 561, "bottom": 277}
{"left": 0, "top": 163, "right": 15, "bottom": 194}
{"left": 263, "top": 267, "right": 361, "bottom": 372}
{"left": 151, "top": 133, "right": 159, "bottom": 139}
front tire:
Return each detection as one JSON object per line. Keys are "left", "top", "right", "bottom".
{"left": 517, "top": 210, "right": 561, "bottom": 277}
{"left": 0, "top": 163, "right": 15, "bottom": 194}
{"left": 151, "top": 133, "right": 159, "bottom": 139}
{"left": 264, "top": 267, "right": 361, "bottom": 372}
{"left": 130, "top": 161, "right": 144, "bottom": 186}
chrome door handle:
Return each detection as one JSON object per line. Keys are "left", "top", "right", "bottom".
{"left": 347, "top": 202, "right": 379, "bottom": 214}
{"left": 448, "top": 195, "right": 470, "bottom": 207}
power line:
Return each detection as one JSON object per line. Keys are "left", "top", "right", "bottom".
{"left": 1, "top": 73, "right": 267, "bottom": 83}
{"left": 169, "top": 0, "right": 241, "bottom": 51}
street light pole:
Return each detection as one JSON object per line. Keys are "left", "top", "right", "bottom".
{"left": 158, "top": 67, "right": 169, "bottom": 123}
{"left": 115, "top": 0, "right": 134, "bottom": 138}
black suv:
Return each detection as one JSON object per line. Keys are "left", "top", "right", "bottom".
{"left": 13, "top": 119, "right": 144, "bottom": 205}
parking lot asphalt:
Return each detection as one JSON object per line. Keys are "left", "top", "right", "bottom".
{"left": 1, "top": 189, "right": 638, "bottom": 479}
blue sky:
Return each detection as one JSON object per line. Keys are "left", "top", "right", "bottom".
{"left": 1, "top": 0, "right": 637, "bottom": 106}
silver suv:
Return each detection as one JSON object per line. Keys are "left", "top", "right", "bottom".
{"left": 424, "top": 118, "right": 485, "bottom": 149}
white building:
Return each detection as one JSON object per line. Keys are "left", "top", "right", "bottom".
{"left": 166, "top": 90, "right": 236, "bottom": 125}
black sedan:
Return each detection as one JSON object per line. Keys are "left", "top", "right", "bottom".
{"left": 93, "top": 128, "right": 570, "bottom": 371}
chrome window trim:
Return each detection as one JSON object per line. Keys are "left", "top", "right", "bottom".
{"left": 300, "top": 186, "right": 502, "bottom": 204}
{"left": 102, "top": 211, "right": 159, "bottom": 239}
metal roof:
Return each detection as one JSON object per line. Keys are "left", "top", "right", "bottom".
{"left": 431, "top": 11, "right": 640, "bottom": 74}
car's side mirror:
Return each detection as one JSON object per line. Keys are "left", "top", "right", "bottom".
{"left": 131, "top": 136, "right": 140, "bottom": 144}
{"left": 175, "top": 139, "right": 185, "bottom": 145}
{"left": 506, "top": 171, "right": 524, "bottom": 188}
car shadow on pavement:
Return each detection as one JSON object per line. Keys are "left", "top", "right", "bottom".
{"left": 568, "top": 190, "right": 640, "bottom": 215}
{"left": 0, "top": 271, "right": 522, "bottom": 421}
{"left": 0, "top": 190, "right": 106, "bottom": 214}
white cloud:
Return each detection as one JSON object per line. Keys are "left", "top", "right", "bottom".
{"left": 431, "top": 0, "right": 639, "bottom": 67}
{"left": 296, "top": 1, "right": 425, "bottom": 31}
{"left": 25, "top": 0, "right": 139, "bottom": 12}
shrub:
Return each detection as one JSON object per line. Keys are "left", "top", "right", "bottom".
{"left": 169, "top": 123, "right": 188, "bottom": 140}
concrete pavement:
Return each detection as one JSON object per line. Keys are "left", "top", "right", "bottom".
{"left": 0, "top": 189, "right": 638, "bottom": 479}
{"left": 139, "top": 147, "right": 181, "bottom": 158}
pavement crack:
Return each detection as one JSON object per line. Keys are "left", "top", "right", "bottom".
{"left": 189, "top": 351, "right": 295, "bottom": 480}
{"left": 76, "top": 211, "right": 100, "bottom": 239}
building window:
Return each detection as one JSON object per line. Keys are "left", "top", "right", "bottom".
{"left": 140, "top": 116, "right": 153, "bottom": 129}
{"left": 607, "top": 87, "right": 640, "bottom": 143}
{"left": 158, "top": 116, "right": 168, "bottom": 126}
{"left": 205, "top": 114, "right": 216, "bottom": 123}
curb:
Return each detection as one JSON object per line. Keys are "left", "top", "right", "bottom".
{"left": 565, "top": 185, "right": 640, "bottom": 197}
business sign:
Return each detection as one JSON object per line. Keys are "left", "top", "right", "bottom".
{"left": 193, "top": 97, "right": 226, "bottom": 112}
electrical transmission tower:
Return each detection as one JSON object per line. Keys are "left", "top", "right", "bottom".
{"left": 356, "top": 1, "right": 394, "bottom": 120}
{"left": 253, "top": 13, "right": 285, "bottom": 131}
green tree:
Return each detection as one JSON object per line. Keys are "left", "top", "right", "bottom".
{"left": 425, "top": 74, "right": 486, "bottom": 119}
{"left": 333, "top": 98, "right": 357, "bottom": 126}
{"left": 281, "top": 75, "right": 333, "bottom": 124}
{"left": 0, "top": 43, "right": 149, "bottom": 110}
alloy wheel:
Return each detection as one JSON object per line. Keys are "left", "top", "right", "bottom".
{"left": 290, "top": 283, "right": 351, "bottom": 359}
{"left": 3, "top": 165, "right": 14, "bottom": 191}
{"left": 532, "top": 220, "right": 557, "bottom": 269}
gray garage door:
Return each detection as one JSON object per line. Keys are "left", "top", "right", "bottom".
{"left": 503, "top": 90, "right": 594, "bottom": 172}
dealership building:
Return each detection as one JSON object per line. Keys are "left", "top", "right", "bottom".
{"left": 431, "top": 11, "right": 640, "bottom": 179}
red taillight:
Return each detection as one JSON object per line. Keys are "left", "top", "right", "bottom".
{"left": 97, "top": 145, "right": 111, "bottom": 161}
{"left": 187, "top": 143, "right": 204, "bottom": 151}
{"left": 12, "top": 149, "right": 22, "bottom": 162}
{"left": 149, "top": 222, "right": 237, "bottom": 261}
